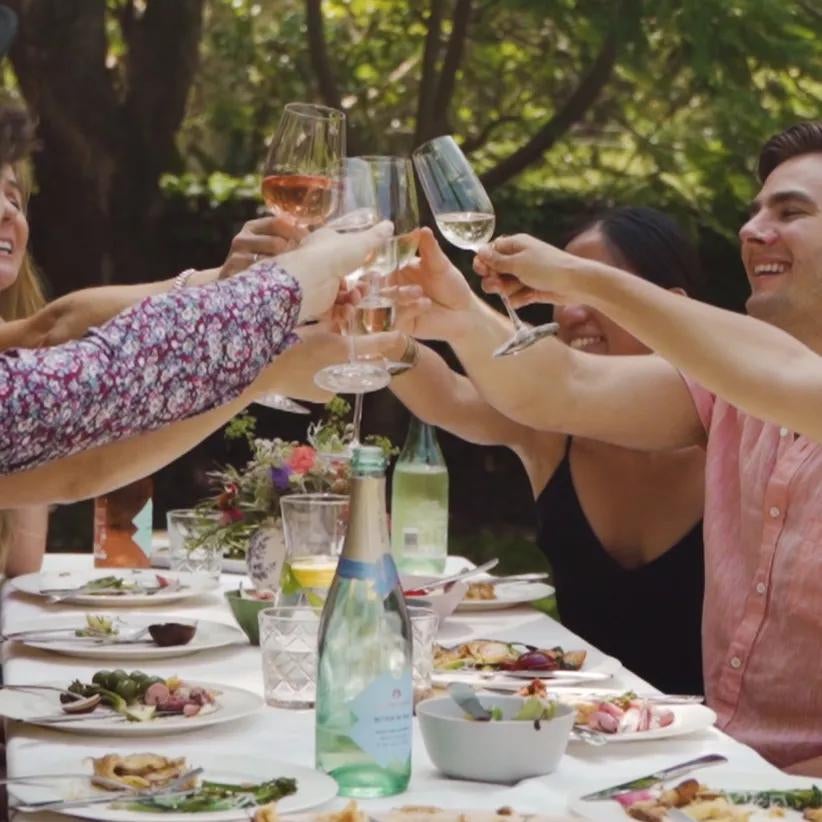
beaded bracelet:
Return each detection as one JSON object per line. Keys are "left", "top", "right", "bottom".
{"left": 172, "top": 268, "right": 197, "bottom": 291}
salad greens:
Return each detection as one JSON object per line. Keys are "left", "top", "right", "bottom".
{"left": 66, "top": 669, "right": 163, "bottom": 722}
{"left": 120, "top": 777, "right": 298, "bottom": 812}
{"left": 75, "top": 614, "right": 118, "bottom": 638}
{"left": 725, "top": 786, "right": 822, "bottom": 810}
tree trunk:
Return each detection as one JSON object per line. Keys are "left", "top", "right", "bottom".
{"left": 7, "top": 0, "right": 205, "bottom": 294}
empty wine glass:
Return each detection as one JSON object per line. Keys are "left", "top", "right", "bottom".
{"left": 257, "top": 103, "right": 346, "bottom": 411}
{"left": 413, "top": 135, "right": 558, "bottom": 357}
{"left": 314, "top": 156, "right": 419, "bottom": 394}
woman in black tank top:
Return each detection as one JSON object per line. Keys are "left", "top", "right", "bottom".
{"left": 385, "top": 207, "right": 706, "bottom": 695}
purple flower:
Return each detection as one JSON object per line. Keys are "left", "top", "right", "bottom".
{"left": 270, "top": 465, "right": 292, "bottom": 491}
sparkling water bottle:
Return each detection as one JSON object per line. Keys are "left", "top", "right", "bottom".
{"left": 390, "top": 417, "right": 449, "bottom": 574}
{"left": 315, "top": 445, "right": 413, "bottom": 798}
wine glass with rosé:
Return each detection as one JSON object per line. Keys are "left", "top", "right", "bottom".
{"left": 256, "top": 103, "right": 346, "bottom": 412}
{"left": 413, "top": 135, "right": 558, "bottom": 357}
{"left": 261, "top": 102, "right": 345, "bottom": 228}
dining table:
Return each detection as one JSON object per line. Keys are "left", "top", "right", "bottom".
{"left": 0, "top": 553, "right": 787, "bottom": 820}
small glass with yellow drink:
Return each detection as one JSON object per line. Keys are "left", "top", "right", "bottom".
{"left": 279, "top": 494, "right": 349, "bottom": 606}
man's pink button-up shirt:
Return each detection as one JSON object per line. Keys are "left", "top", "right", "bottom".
{"left": 687, "top": 381, "right": 822, "bottom": 768}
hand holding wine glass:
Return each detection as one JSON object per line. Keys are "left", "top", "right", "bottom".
{"left": 412, "top": 135, "right": 558, "bottom": 357}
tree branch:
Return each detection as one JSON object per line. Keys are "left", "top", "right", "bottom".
{"left": 461, "top": 114, "right": 522, "bottom": 154}
{"left": 432, "top": 0, "right": 472, "bottom": 133}
{"left": 413, "top": 0, "right": 445, "bottom": 146}
{"left": 480, "top": 29, "right": 619, "bottom": 190}
{"left": 305, "top": 0, "right": 342, "bottom": 110}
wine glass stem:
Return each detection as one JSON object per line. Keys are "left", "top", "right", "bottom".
{"left": 351, "top": 392, "right": 364, "bottom": 447}
{"left": 498, "top": 293, "right": 527, "bottom": 331}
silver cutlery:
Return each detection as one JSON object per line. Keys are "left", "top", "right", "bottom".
{"left": 13, "top": 767, "right": 203, "bottom": 813}
{"left": 477, "top": 572, "right": 551, "bottom": 586}
{"left": 581, "top": 753, "right": 728, "bottom": 800}
{"left": 403, "top": 559, "right": 500, "bottom": 595}
{"left": 23, "top": 709, "right": 182, "bottom": 725}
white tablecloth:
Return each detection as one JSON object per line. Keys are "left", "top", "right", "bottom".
{"left": 1, "top": 554, "right": 781, "bottom": 820}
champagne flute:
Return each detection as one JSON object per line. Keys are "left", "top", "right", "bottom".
{"left": 257, "top": 103, "right": 346, "bottom": 411}
{"left": 314, "top": 156, "right": 419, "bottom": 394}
{"left": 412, "top": 135, "right": 558, "bottom": 357}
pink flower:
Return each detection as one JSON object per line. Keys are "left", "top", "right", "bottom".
{"left": 288, "top": 445, "right": 316, "bottom": 475}
{"left": 220, "top": 508, "right": 244, "bottom": 525}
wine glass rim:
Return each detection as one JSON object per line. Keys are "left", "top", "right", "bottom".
{"left": 283, "top": 101, "right": 345, "bottom": 121}
{"left": 356, "top": 154, "right": 412, "bottom": 166}
{"left": 412, "top": 134, "right": 459, "bottom": 156}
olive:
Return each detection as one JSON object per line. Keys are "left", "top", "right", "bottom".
{"left": 113, "top": 678, "right": 139, "bottom": 702}
{"left": 91, "top": 670, "right": 112, "bottom": 687}
{"left": 139, "top": 675, "right": 164, "bottom": 694}
{"left": 129, "top": 670, "right": 149, "bottom": 682}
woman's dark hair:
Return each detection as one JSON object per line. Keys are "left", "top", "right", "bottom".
{"left": 758, "top": 121, "right": 822, "bottom": 183}
{"left": 565, "top": 206, "right": 702, "bottom": 296}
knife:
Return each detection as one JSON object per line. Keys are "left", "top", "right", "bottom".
{"left": 580, "top": 753, "right": 728, "bottom": 800}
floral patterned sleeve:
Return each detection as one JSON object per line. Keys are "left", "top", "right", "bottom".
{"left": 0, "top": 260, "right": 302, "bottom": 475}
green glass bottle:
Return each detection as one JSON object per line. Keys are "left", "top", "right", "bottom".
{"left": 390, "top": 416, "right": 449, "bottom": 574}
{"left": 315, "top": 445, "right": 413, "bottom": 798}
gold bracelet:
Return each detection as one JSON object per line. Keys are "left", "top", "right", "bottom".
{"left": 388, "top": 334, "right": 420, "bottom": 375}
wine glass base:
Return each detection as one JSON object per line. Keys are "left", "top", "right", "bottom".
{"left": 255, "top": 394, "right": 312, "bottom": 413}
{"left": 492, "top": 322, "right": 560, "bottom": 358}
{"left": 314, "top": 362, "right": 392, "bottom": 394}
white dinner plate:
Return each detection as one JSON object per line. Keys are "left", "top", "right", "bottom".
{"left": 13, "top": 615, "right": 246, "bottom": 660}
{"left": 8, "top": 752, "right": 337, "bottom": 820}
{"left": 0, "top": 680, "right": 263, "bottom": 736}
{"left": 434, "top": 651, "right": 622, "bottom": 688}
{"left": 455, "top": 581, "right": 555, "bottom": 612}
{"left": 13, "top": 569, "right": 219, "bottom": 606}
{"left": 570, "top": 767, "right": 819, "bottom": 820}
{"left": 548, "top": 688, "right": 716, "bottom": 743}
{"left": 151, "top": 546, "right": 247, "bottom": 576}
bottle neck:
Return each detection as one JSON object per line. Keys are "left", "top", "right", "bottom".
{"left": 399, "top": 417, "right": 442, "bottom": 464}
{"left": 341, "top": 474, "right": 389, "bottom": 562}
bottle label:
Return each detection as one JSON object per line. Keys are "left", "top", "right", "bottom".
{"left": 337, "top": 555, "right": 399, "bottom": 599}
{"left": 132, "top": 499, "right": 153, "bottom": 556}
{"left": 348, "top": 669, "right": 413, "bottom": 769}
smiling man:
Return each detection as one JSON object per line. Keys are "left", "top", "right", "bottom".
{"left": 388, "top": 121, "right": 822, "bottom": 773}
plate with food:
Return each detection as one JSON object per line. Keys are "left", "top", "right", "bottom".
{"left": 571, "top": 768, "right": 822, "bottom": 820}
{"left": 513, "top": 683, "right": 716, "bottom": 743}
{"left": 432, "top": 640, "right": 620, "bottom": 686}
{"left": 12, "top": 569, "right": 219, "bottom": 606}
{"left": 455, "top": 579, "right": 555, "bottom": 612}
{"left": 287, "top": 800, "right": 569, "bottom": 821}
{"left": 0, "top": 671, "right": 263, "bottom": 736}
{"left": 8, "top": 750, "right": 337, "bottom": 820}
{"left": 7, "top": 614, "right": 245, "bottom": 660}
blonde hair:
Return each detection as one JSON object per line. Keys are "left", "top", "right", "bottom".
{"left": 0, "top": 159, "right": 47, "bottom": 571}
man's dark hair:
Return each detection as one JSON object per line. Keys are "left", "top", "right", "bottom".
{"left": 758, "top": 121, "right": 822, "bottom": 183}
{"left": 0, "top": 99, "right": 35, "bottom": 167}
{"left": 564, "top": 206, "right": 703, "bottom": 297}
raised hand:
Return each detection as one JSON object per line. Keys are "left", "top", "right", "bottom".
{"left": 473, "top": 233, "right": 583, "bottom": 307}
{"left": 389, "top": 227, "right": 474, "bottom": 340}
{"left": 218, "top": 215, "right": 307, "bottom": 279}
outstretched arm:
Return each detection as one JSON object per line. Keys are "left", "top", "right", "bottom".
{"left": 391, "top": 228, "right": 704, "bottom": 452}
{"left": 476, "top": 235, "right": 822, "bottom": 441}
{"left": 2, "top": 505, "right": 49, "bottom": 576}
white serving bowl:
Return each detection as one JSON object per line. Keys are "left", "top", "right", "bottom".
{"left": 416, "top": 695, "right": 575, "bottom": 783}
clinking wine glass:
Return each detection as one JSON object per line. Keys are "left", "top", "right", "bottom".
{"left": 257, "top": 102, "right": 346, "bottom": 411}
{"left": 412, "top": 135, "right": 558, "bottom": 357}
{"left": 314, "top": 155, "right": 420, "bottom": 395}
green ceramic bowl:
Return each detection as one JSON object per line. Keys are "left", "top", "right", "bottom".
{"left": 224, "top": 589, "right": 272, "bottom": 646}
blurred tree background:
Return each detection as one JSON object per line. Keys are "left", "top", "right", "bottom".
{"left": 3, "top": 0, "right": 820, "bottom": 564}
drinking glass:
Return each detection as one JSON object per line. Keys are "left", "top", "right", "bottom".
{"left": 257, "top": 102, "right": 346, "bottom": 410}
{"left": 261, "top": 102, "right": 345, "bottom": 227}
{"left": 413, "top": 135, "right": 558, "bottom": 357}
{"left": 166, "top": 509, "right": 223, "bottom": 583}
{"left": 409, "top": 606, "right": 439, "bottom": 706}
{"left": 259, "top": 606, "right": 321, "bottom": 708}
{"left": 314, "top": 155, "right": 420, "bottom": 394}
{"left": 278, "top": 493, "right": 349, "bottom": 606}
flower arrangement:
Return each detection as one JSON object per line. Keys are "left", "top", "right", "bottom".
{"left": 197, "top": 398, "right": 394, "bottom": 559}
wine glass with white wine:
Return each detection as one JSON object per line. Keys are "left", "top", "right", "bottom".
{"left": 314, "top": 155, "right": 419, "bottom": 394}
{"left": 413, "top": 135, "right": 557, "bottom": 357}
{"left": 256, "top": 102, "right": 346, "bottom": 412}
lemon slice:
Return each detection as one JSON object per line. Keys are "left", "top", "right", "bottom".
{"left": 290, "top": 557, "right": 337, "bottom": 590}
